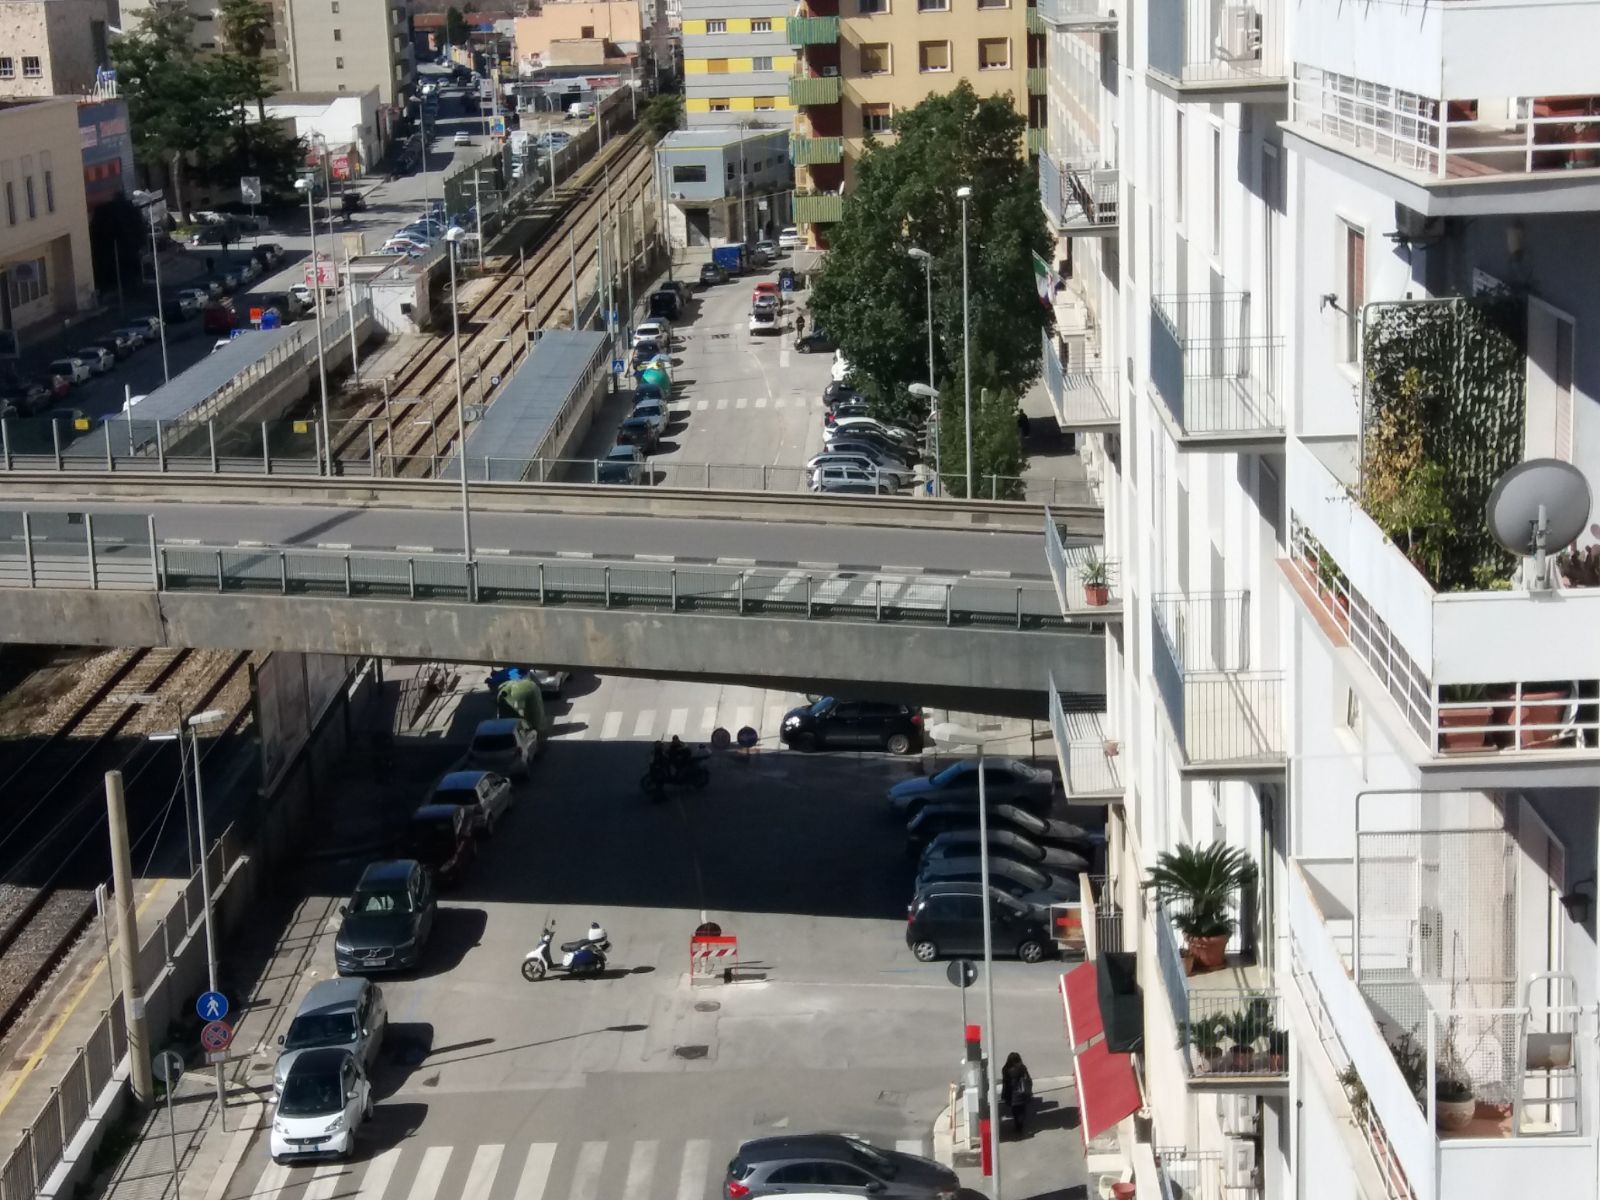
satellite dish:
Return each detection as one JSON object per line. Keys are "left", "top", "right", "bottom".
{"left": 1485, "top": 458, "right": 1592, "bottom": 590}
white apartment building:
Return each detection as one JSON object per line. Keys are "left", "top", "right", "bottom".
{"left": 1037, "top": 0, "right": 1600, "bottom": 1198}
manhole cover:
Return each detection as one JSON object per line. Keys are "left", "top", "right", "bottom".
{"left": 673, "top": 1044, "right": 709, "bottom": 1060}
{"left": 694, "top": 1001, "right": 721, "bottom": 1013}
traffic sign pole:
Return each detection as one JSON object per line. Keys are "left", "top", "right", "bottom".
{"left": 154, "top": 1051, "right": 185, "bottom": 1200}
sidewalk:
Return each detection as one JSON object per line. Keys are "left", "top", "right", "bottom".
{"left": 934, "top": 1074, "right": 1089, "bottom": 1200}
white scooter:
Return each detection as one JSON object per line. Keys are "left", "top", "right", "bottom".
{"left": 521, "top": 921, "right": 610, "bottom": 980}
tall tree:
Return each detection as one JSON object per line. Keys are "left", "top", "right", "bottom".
{"left": 215, "top": 0, "right": 277, "bottom": 122}
{"left": 446, "top": 5, "right": 470, "bottom": 44}
{"left": 809, "top": 82, "right": 1050, "bottom": 476}
{"left": 640, "top": 93, "right": 683, "bottom": 141}
{"left": 936, "top": 383, "right": 1027, "bottom": 499}
{"left": 112, "top": 1, "right": 229, "bottom": 218}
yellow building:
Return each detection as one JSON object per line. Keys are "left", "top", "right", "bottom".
{"left": 790, "top": 0, "right": 1046, "bottom": 243}
{"left": 681, "top": 0, "right": 797, "bottom": 126}
{"left": 0, "top": 97, "right": 95, "bottom": 345}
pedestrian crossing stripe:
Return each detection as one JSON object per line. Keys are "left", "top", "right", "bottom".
{"left": 238, "top": 1136, "right": 930, "bottom": 1200}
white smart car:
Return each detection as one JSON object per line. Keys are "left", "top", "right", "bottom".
{"left": 270, "top": 1048, "right": 371, "bottom": 1163}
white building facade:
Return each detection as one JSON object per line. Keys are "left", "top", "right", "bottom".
{"left": 1039, "top": 0, "right": 1600, "bottom": 1197}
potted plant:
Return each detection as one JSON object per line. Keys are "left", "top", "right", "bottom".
{"left": 1187, "top": 1015, "right": 1226, "bottom": 1074}
{"left": 1143, "top": 841, "right": 1257, "bottom": 975}
{"left": 1435, "top": 1070, "right": 1476, "bottom": 1133}
{"left": 1080, "top": 554, "right": 1111, "bottom": 607}
{"left": 1516, "top": 680, "right": 1574, "bottom": 750}
{"left": 1437, "top": 684, "right": 1499, "bottom": 753}
{"left": 1556, "top": 543, "right": 1600, "bottom": 588}
{"left": 1221, "top": 1010, "right": 1258, "bottom": 1072}
{"left": 1267, "top": 1028, "right": 1289, "bottom": 1072}
{"left": 1338, "top": 1063, "right": 1370, "bottom": 1125}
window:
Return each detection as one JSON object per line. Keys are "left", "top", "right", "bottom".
{"left": 751, "top": 16, "right": 771, "bottom": 30}
{"left": 1342, "top": 223, "right": 1364, "bottom": 362}
{"left": 977, "top": 37, "right": 1009, "bottom": 69}
{"left": 754, "top": 95, "right": 776, "bottom": 109}
{"left": 330, "top": 1, "right": 338, "bottom": 10}
{"left": 858, "top": 0, "right": 887, "bottom": 10}
{"left": 977, "top": 0, "right": 1008, "bottom": 8}
{"left": 918, "top": 41, "right": 949, "bottom": 72}
{"left": 918, "top": 0, "right": 949, "bottom": 11}
{"left": 672, "top": 163, "right": 707, "bottom": 183}
{"left": 706, "top": 17, "right": 726, "bottom": 31}
{"left": 710, "top": 100, "right": 730, "bottom": 112}
{"left": 863, "top": 102, "right": 892, "bottom": 133}
{"left": 24, "top": 177, "right": 35, "bottom": 220}
{"left": 752, "top": 55, "right": 773, "bottom": 71}
{"left": 22, "top": 56, "right": 41, "bottom": 78}
{"left": 335, "top": 56, "right": 345, "bottom": 68}
{"left": 8, "top": 257, "right": 47, "bottom": 307}
{"left": 859, "top": 42, "right": 890, "bottom": 74}
{"left": 2, "top": 181, "right": 13, "bottom": 226}
{"left": 1211, "top": 128, "right": 1221, "bottom": 254}
{"left": 0, "top": 58, "right": 13, "bottom": 79}
{"left": 333, "top": 27, "right": 341, "bottom": 38}
{"left": 706, "top": 58, "right": 729, "bottom": 72}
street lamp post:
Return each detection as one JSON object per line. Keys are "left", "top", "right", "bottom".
{"left": 931, "top": 721, "right": 1009, "bottom": 1200}
{"left": 295, "top": 177, "right": 331, "bottom": 474}
{"left": 908, "top": 246, "right": 938, "bottom": 496}
{"left": 947, "top": 187, "right": 972, "bottom": 502}
{"left": 185, "top": 709, "right": 227, "bottom": 1123}
{"left": 444, "top": 226, "right": 475, "bottom": 564}
{"left": 147, "top": 212, "right": 171, "bottom": 384}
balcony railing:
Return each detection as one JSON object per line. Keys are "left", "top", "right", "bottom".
{"left": 1291, "top": 67, "right": 1600, "bottom": 189}
{"left": 1040, "top": 153, "right": 1119, "bottom": 235}
{"left": 1037, "top": 0, "right": 1117, "bottom": 29}
{"left": 1149, "top": 292, "right": 1284, "bottom": 445}
{"left": 1026, "top": 5, "right": 1045, "bottom": 33}
{"left": 787, "top": 15, "right": 840, "bottom": 45}
{"left": 1156, "top": 1147, "right": 1224, "bottom": 1200}
{"left": 793, "top": 191, "right": 843, "bottom": 223}
{"left": 1048, "top": 690, "right": 1123, "bottom": 802}
{"left": 1155, "top": 903, "right": 1286, "bottom": 1088}
{"left": 1043, "top": 334, "right": 1119, "bottom": 430}
{"left": 1044, "top": 508, "right": 1120, "bottom": 619}
{"left": 1026, "top": 127, "right": 1044, "bottom": 156}
{"left": 1027, "top": 66, "right": 1047, "bottom": 95}
{"left": 1288, "top": 439, "right": 1600, "bottom": 762}
{"left": 1150, "top": 590, "right": 1285, "bottom": 773}
{"left": 1148, "top": 0, "right": 1285, "bottom": 93}
{"left": 790, "top": 135, "right": 844, "bottom": 166}
{"left": 788, "top": 74, "right": 843, "bottom": 105}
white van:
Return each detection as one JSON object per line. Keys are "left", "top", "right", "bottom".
{"left": 567, "top": 100, "right": 594, "bottom": 120}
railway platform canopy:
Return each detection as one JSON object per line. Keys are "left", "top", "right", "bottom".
{"left": 443, "top": 329, "right": 610, "bottom": 481}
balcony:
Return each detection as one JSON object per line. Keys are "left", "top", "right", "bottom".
{"left": 1148, "top": 292, "right": 1284, "bottom": 450}
{"left": 1290, "top": 828, "right": 1596, "bottom": 1200}
{"left": 786, "top": 15, "right": 840, "bottom": 45}
{"left": 1048, "top": 691, "right": 1122, "bottom": 802}
{"left": 790, "top": 135, "right": 844, "bottom": 166}
{"left": 1027, "top": 66, "right": 1047, "bottom": 95}
{"left": 1147, "top": 0, "right": 1285, "bottom": 99}
{"left": 1039, "top": 152, "right": 1119, "bottom": 236}
{"left": 1026, "top": 5, "right": 1045, "bottom": 34}
{"left": 1037, "top": 0, "right": 1116, "bottom": 31}
{"left": 1043, "top": 333, "right": 1118, "bottom": 431}
{"left": 1044, "top": 509, "right": 1120, "bottom": 622}
{"left": 1289, "top": 436, "right": 1600, "bottom": 779}
{"left": 1026, "top": 127, "right": 1044, "bottom": 156}
{"left": 1287, "top": 69, "right": 1600, "bottom": 216}
{"left": 793, "top": 191, "right": 843, "bottom": 223}
{"left": 1154, "top": 900, "right": 1286, "bottom": 1092}
{"left": 1150, "top": 591, "right": 1285, "bottom": 778}
{"left": 788, "top": 74, "right": 842, "bottom": 106}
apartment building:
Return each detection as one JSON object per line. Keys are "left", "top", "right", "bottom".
{"left": 1037, "top": 0, "right": 1600, "bottom": 1197}
{"left": 656, "top": 126, "right": 791, "bottom": 245}
{"left": 514, "top": 1, "right": 644, "bottom": 61}
{"left": 0, "top": 0, "right": 113, "bottom": 98}
{"left": 786, "top": 0, "right": 1046, "bottom": 244}
{"left": 0, "top": 98, "right": 95, "bottom": 347}
{"left": 679, "top": 0, "right": 795, "bottom": 128}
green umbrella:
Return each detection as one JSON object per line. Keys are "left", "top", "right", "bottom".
{"left": 496, "top": 677, "right": 547, "bottom": 734}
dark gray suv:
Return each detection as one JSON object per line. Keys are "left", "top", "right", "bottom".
{"left": 724, "top": 1133, "right": 959, "bottom": 1199}
{"left": 334, "top": 860, "right": 436, "bottom": 975}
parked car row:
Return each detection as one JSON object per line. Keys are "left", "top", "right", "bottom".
{"left": 806, "top": 384, "right": 924, "bottom": 495}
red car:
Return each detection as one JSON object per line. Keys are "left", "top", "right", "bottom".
{"left": 752, "top": 281, "right": 780, "bottom": 304}
{"left": 202, "top": 300, "right": 235, "bottom": 335}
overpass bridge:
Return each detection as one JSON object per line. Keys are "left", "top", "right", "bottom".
{"left": 0, "top": 485, "right": 1113, "bottom": 710}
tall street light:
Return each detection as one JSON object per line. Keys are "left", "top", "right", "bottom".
{"left": 956, "top": 185, "right": 974, "bottom": 499}
{"left": 295, "top": 176, "right": 331, "bottom": 474}
{"left": 146, "top": 211, "right": 171, "bottom": 384}
{"left": 444, "top": 225, "right": 475, "bottom": 564}
{"left": 931, "top": 720, "right": 1009, "bottom": 1200}
{"left": 908, "top": 245, "right": 938, "bottom": 496}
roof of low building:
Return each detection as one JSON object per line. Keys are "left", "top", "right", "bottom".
{"left": 658, "top": 126, "right": 790, "bottom": 151}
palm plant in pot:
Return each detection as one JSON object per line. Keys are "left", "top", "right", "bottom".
{"left": 1187, "top": 1014, "right": 1226, "bottom": 1074}
{"left": 1143, "top": 841, "right": 1257, "bottom": 975}
{"left": 1079, "top": 553, "right": 1111, "bottom": 607}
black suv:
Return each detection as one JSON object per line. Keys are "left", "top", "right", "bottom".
{"left": 906, "top": 881, "right": 1054, "bottom": 963}
{"left": 779, "top": 697, "right": 923, "bottom": 755}
{"left": 334, "top": 860, "right": 436, "bottom": 975}
{"left": 699, "top": 262, "right": 729, "bottom": 288}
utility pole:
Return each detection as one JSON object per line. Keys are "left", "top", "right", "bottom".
{"left": 106, "top": 771, "right": 153, "bottom": 1106}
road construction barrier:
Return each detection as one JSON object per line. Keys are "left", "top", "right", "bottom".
{"left": 690, "top": 930, "right": 739, "bottom": 984}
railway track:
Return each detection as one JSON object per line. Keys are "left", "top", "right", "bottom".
{"left": 0, "top": 650, "right": 253, "bottom": 1038}
{"left": 330, "top": 127, "right": 657, "bottom": 472}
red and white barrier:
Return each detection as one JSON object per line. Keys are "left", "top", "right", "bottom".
{"left": 689, "top": 932, "right": 739, "bottom": 984}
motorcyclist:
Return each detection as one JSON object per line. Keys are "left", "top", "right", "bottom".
{"left": 650, "top": 740, "right": 668, "bottom": 776}
{"left": 666, "top": 735, "right": 693, "bottom": 777}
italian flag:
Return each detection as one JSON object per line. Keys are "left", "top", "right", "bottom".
{"left": 1032, "top": 252, "right": 1055, "bottom": 308}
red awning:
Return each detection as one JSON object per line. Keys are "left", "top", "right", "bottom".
{"left": 1059, "top": 966, "right": 1141, "bottom": 1143}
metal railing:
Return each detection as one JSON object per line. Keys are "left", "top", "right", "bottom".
{"left": 1037, "top": 0, "right": 1116, "bottom": 26}
{"left": 1148, "top": 0, "right": 1285, "bottom": 88}
{"left": 1156, "top": 1147, "right": 1224, "bottom": 1200}
{"left": 1150, "top": 593, "right": 1284, "bottom": 767}
{"left": 789, "top": 73, "right": 843, "bottom": 105}
{"left": 1043, "top": 333, "right": 1120, "bottom": 430}
{"left": 1186, "top": 989, "right": 1287, "bottom": 1079}
{"left": 786, "top": 14, "right": 840, "bottom": 44}
{"left": 1149, "top": 293, "right": 1283, "bottom": 440}
{"left": 1293, "top": 66, "right": 1600, "bottom": 179}
{"left": 791, "top": 135, "right": 844, "bottom": 166}
{"left": 1063, "top": 162, "right": 1119, "bottom": 229}
{"left": 1044, "top": 508, "right": 1117, "bottom": 615}
{"left": 794, "top": 191, "right": 844, "bottom": 224}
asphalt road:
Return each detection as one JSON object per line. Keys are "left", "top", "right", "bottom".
{"left": 3, "top": 502, "right": 1054, "bottom": 577}
{"left": 217, "top": 670, "right": 1083, "bottom": 1200}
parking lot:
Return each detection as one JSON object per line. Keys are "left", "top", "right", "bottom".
{"left": 216, "top": 670, "right": 1085, "bottom": 1199}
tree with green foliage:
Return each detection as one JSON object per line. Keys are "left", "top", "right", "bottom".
{"left": 446, "top": 5, "right": 470, "bottom": 44}
{"left": 936, "top": 384, "right": 1028, "bottom": 498}
{"left": 640, "top": 93, "right": 683, "bottom": 141}
{"left": 209, "top": 0, "right": 304, "bottom": 187}
{"left": 808, "top": 81, "right": 1051, "bottom": 486}
{"left": 215, "top": 0, "right": 276, "bottom": 121}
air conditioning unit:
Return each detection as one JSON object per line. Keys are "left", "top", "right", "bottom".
{"left": 1392, "top": 202, "right": 1445, "bottom": 246}
{"left": 821, "top": 65, "right": 839, "bottom": 77}
{"left": 671, "top": 190, "right": 686, "bottom": 200}
{"left": 1224, "top": 1139, "right": 1257, "bottom": 1190}
{"left": 1218, "top": 6, "right": 1261, "bottom": 61}
{"left": 1221, "top": 1093, "right": 1258, "bottom": 1137}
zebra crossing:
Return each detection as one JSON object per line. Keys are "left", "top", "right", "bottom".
{"left": 235, "top": 1135, "right": 934, "bottom": 1200}
{"left": 555, "top": 699, "right": 799, "bottom": 744}
{"left": 690, "top": 396, "right": 825, "bottom": 412}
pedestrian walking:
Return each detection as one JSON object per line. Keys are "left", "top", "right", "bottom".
{"left": 1000, "top": 1051, "right": 1033, "bottom": 1137}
